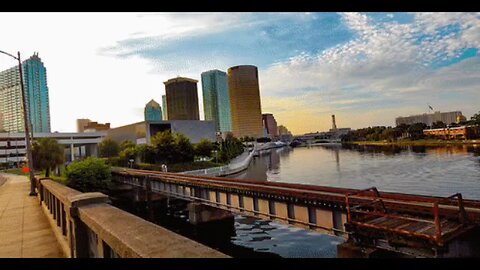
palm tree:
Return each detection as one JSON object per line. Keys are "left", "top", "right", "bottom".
{"left": 32, "top": 138, "right": 64, "bottom": 177}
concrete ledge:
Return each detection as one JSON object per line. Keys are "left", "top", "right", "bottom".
{"left": 41, "top": 179, "right": 82, "bottom": 204}
{"left": 67, "top": 192, "right": 110, "bottom": 216}
{"left": 78, "top": 203, "right": 229, "bottom": 258}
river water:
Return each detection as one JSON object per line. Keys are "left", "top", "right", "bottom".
{"left": 232, "top": 144, "right": 480, "bottom": 200}
{"left": 111, "top": 144, "right": 480, "bottom": 258}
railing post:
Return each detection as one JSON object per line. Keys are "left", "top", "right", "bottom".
{"left": 372, "top": 187, "right": 387, "bottom": 213}
{"left": 457, "top": 193, "right": 467, "bottom": 224}
{"left": 433, "top": 201, "right": 442, "bottom": 244}
{"left": 345, "top": 194, "right": 351, "bottom": 223}
{"left": 67, "top": 192, "right": 110, "bottom": 258}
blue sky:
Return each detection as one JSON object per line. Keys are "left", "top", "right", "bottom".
{"left": 1, "top": 12, "right": 479, "bottom": 134}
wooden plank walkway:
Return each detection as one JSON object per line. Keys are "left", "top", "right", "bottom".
{"left": 0, "top": 174, "right": 64, "bottom": 258}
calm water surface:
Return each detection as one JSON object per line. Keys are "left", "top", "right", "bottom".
{"left": 112, "top": 144, "right": 480, "bottom": 258}
{"left": 232, "top": 144, "right": 480, "bottom": 200}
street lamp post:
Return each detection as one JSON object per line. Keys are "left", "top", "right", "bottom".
{"left": 0, "top": 50, "right": 37, "bottom": 196}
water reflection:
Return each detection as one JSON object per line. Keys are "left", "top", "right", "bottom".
{"left": 110, "top": 190, "right": 343, "bottom": 258}
{"left": 232, "top": 144, "right": 480, "bottom": 199}
{"left": 232, "top": 216, "right": 343, "bottom": 258}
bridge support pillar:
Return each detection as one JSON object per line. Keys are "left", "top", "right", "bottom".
{"left": 187, "top": 202, "right": 234, "bottom": 226}
{"left": 337, "top": 242, "right": 378, "bottom": 258}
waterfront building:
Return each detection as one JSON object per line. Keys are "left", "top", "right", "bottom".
{"left": 201, "top": 70, "right": 232, "bottom": 133}
{"left": 144, "top": 99, "right": 163, "bottom": 122}
{"left": 227, "top": 65, "right": 263, "bottom": 138}
{"left": 0, "top": 131, "right": 106, "bottom": 165}
{"left": 396, "top": 111, "right": 464, "bottom": 127}
{"left": 106, "top": 120, "right": 216, "bottom": 145}
{"left": 77, "top": 119, "right": 110, "bottom": 133}
{"left": 423, "top": 125, "right": 480, "bottom": 140}
{"left": 162, "top": 95, "right": 168, "bottom": 120}
{"left": 164, "top": 77, "right": 199, "bottom": 120}
{"left": 0, "top": 53, "right": 51, "bottom": 133}
{"left": 262, "top": 113, "right": 278, "bottom": 139}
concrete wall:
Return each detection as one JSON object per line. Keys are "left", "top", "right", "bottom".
{"left": 169, "top": 120, "right": 216, "bottom": 143}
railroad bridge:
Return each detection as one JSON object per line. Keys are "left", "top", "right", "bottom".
{"left": 112, "top": 168, "right": 480, "bottom": 258}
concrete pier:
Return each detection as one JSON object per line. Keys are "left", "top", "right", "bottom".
{"left": 187, "top": 202, "right": 234, "bottom": 225}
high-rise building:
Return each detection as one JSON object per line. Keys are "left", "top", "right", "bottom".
{"left": 395, "top": 111, "right": 464, "bottom": 126}
{"left": 201, "top": 69, "right": 232, "bottom": 133}
{"left": 227, "top": 65, "right": 263, "bottom": 138}
{"left": 162, "top": 95, "right": 168, "bottom": 120}
{"left": 262, "top": 113, "right": 278, "bottom": 138}
{"left": 164, "top": 77, "right": 199, "bottom": 120}
{"left": 144, "top": 99, "right": 162, "bottom": 122}
{"left": 0, "top": 53, "right": 51, "bottom": 133}
{"left": 0, "top": 64, "right": 25, "bottom": 132}
{"left": 0, "top": 113, "right": 4, "bottom": 132}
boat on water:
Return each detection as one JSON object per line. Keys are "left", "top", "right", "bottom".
{"left": 289, "top": 139, "right": 304, "bottom": 147}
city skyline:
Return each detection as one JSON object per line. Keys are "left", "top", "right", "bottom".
{"left": 0, "top": 12, "right": 479, "bottom": 135}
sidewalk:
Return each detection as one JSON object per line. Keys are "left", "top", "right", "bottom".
{"left": 0, "top": 173, "right": 64, "bottom": 258}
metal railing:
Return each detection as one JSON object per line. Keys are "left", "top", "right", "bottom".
{"left": 345, "top": 187, "right": 470, "bottom": 245}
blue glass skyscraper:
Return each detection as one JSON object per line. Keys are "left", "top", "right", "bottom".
{"left": 0, "top": 53, "right": 51, "bottom": 133}
{"left": 23, "top": 53, "right": 51, "bottom": 133}
{"left": 201, "top": 70, "right": 232, "bottom": 133}
{"left": 144, "top": 99, "right": 162, "bottom": 121}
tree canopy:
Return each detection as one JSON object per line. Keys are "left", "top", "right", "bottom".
{"left": 194, "top": 139, "right": 215, "bottom": 158}
{"left": 99, "top": 139, "right": 120, "bottom": 158}
{"left": 32, "top": 138, "right": 64, "bottom": 177}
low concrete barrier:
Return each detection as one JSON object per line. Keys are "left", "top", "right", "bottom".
{"left": 34, "top": 177, "right": 228, "bottom": 258}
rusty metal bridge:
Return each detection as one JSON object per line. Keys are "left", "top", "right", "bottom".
{"left": 112, "top": 168, "right": 480, "bottom": 257}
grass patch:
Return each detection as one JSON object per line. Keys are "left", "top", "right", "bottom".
{"left": 4, "top": 168, "right": 25, "bottom": 175}
{"left": 4, "top": 167, "right": 67, "bottom": 185}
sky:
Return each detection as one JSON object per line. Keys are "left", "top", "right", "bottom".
{"left": 0, "top": 12, "right": 479, "bottom": 135}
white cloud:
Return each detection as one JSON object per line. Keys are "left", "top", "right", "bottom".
{"left": 0, "top": 12, "right": 254, "bottom": 131}
{"left": 258, "top": 12, "right": 480, "bottom": 134}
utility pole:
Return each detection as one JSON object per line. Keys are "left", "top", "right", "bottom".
{"left": 17, "top": 52, "right": 37, "bottom": 196}
{"left": 0, "top": 50, "right": 36, "bottom": 194}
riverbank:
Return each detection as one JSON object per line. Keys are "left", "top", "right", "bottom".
{"left": 345, "top": 139, "right": 480, "bottom": 146}
{"left": 181, "top": 147, "right": 255, "bottom": 177}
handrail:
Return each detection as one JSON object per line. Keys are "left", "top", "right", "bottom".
{"left": 438, "top": 193, "right": 468, "bottom": 224}
{"left": 345, "top": 187, "right": 387, "bottom": 222}
{"left": 34, "top": 176, "right": 227, "bottom": 258}
{"left": 345, "top": 189, "right": 470, "bottom": 246}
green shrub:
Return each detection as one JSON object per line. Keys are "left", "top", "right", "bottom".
{"left": 65, "top": 157, "right": 112, "bottom": 193}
